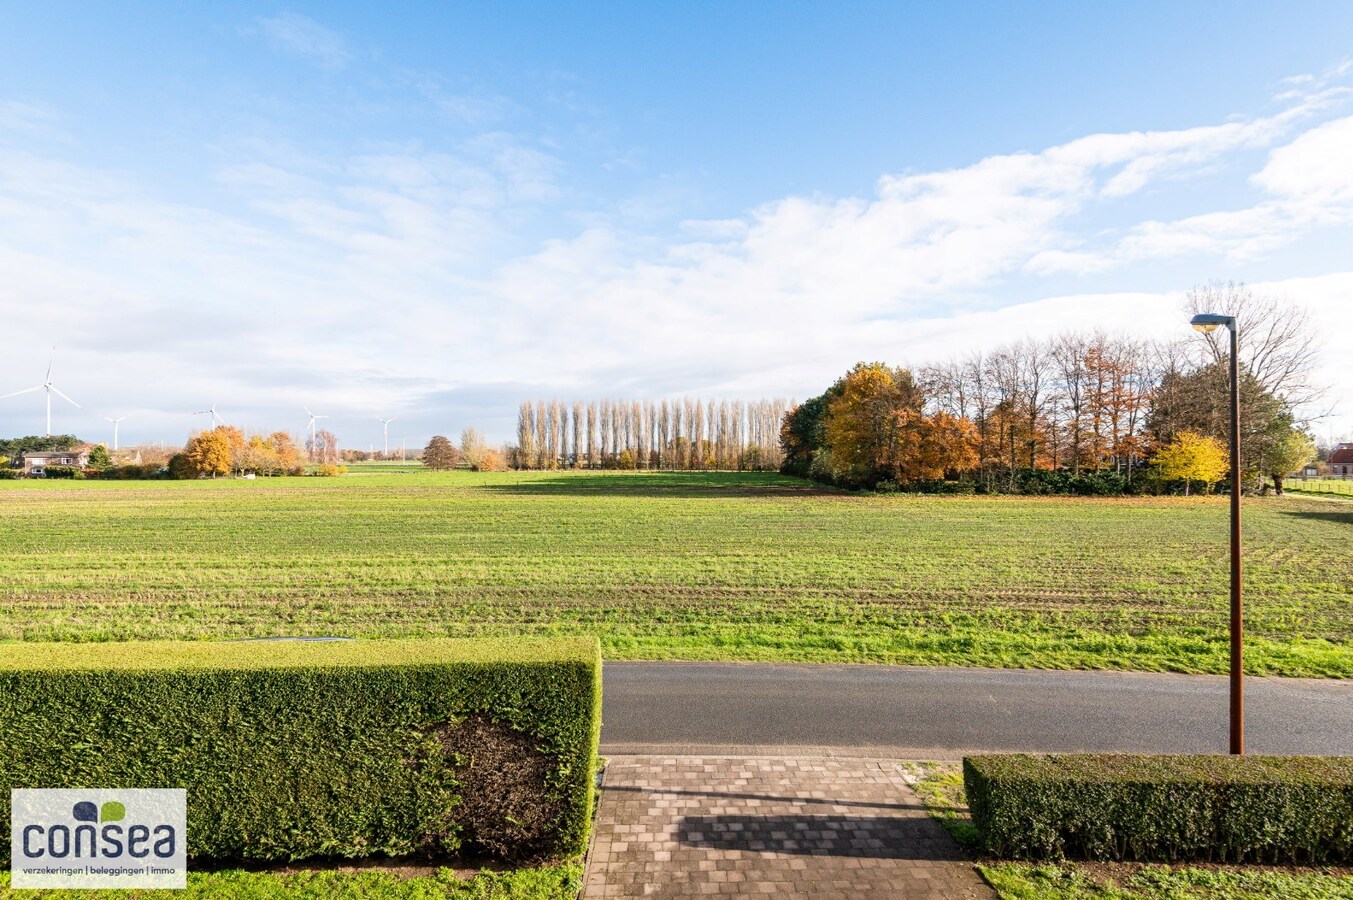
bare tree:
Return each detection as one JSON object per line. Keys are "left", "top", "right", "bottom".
{"left": 919, "top": 361, "right": 967, "bottom": 419}
{"left": 683, "top": 397, "right": 696, "bottom": 468}
{"left": 599, "top": 400, "right": 611, "bottom": 464}
{"left": 586, "top": 401, "right": 599, "bottom": 468}
{"left": 632, "top": 400, "right": 646, "bottom": 469}
{"left": 1051, "top": 335, "right": 1089, "bottom": 474}
{"left": 516, "top": 401, "right": 536, "bottom": 470}
{"left": 962, "top": 352, "right": 994, "bottom": 481}
{"left": 986, "top": 346, "right": 1023, "bottom": 484}
{"left": 311, "top": 428, "right": 340, "bottom": 465}
{"left": 461, "top": 427, "right": 489, "bottom": 470}
{"left": 534, "top": 400, "right": 548, "bottom": 469}
{"left": 658, "top": 399, "right": 671, "bottom": 468}
{"left": 690, "top": 400, "right": 703, "bottom": 468}
{"left": 1187, "top": 281, "right": 1323, "bottom": 413}
{"left": 1019, "top": 340, "right": 1051, "bottom": 469}
{"left": 571, "top": 401, "right": 583, "bottom": 468}
{"left": 648, "top": 400, "right": 660, "bottom": 468}
{"left": 611, "top": 399, "right": 624, "bottom": 465}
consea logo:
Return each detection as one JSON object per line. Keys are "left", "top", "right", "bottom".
{"left": 10, "top": 789, "right": 186, "bottom": 889}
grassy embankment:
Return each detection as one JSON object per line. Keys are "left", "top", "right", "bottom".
{"left": 0, "top": 470, "right": 1349, "bottom": 676}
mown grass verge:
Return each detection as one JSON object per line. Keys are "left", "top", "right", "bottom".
{"left": 979, "top": 862, "right": 1353, "bottom": 899}
{"left": 0, "top": 864, "right": 582, "bottom": 899}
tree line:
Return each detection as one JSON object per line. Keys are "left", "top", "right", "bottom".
{"left": 783, "top": 284, "right": 1320, "bottom": 494}
{"left": 0, "top": 434, "right": 82, "bottom": 458}
{"left": 176, "top": 427, "right": 323, "bottom": 477}
{"left": 511, "top": 397, "right": 791, "bottom": 471}
{"left": 423, "top": 428, "right": 509, "bottom": 472}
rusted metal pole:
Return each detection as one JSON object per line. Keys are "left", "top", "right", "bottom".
{"left": 1229, "top": 320, "right": 1243, "bottom": 756}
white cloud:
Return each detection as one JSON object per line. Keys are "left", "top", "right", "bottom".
{"left": 254, "top": 12, "right": 352, "bottom": 70}
{"left": 1253, "top": 115, "right": 1353, "bottom": 207}
{"left": 2, "top": 66, "right": 1353, "bottom": 445}
{"left": 1028, "top": 110, "right": 1353, "bottom": 276}
{"left": 0, "top": 100, "right": 60, "bottom": 136}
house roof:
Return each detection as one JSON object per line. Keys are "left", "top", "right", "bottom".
{"left": 20, "top": 445, "right": 93, "bottom": 459}
{"left": 1331, "top": 445, "right": 1353, "bottom": 464}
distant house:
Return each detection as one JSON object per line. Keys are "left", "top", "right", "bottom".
{"left": 16, "top": 446, "right": 92, "bottom": 477}
{"left": 1331, "top": 443, "right": 1353, "bottom": 477}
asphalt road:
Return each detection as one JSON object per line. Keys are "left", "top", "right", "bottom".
{"left": 601, "top": 662, "right": 1353, "bottom": 757}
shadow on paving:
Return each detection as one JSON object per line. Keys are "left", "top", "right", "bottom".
{"left": 601, "top": 784, "right": 925, "bottom": 812}
{"left": 676, "top": 814, "right": 970, "bottom": 861}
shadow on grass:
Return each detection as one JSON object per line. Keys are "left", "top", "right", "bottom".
{"left": 479, "top": 471, "right": 837, "bottom": 498}
{"left": 1279, "top": 508, "right": 1353, "bottom": 526}
{"left": 675, "top": 814, "right": 967, "bottom": 860}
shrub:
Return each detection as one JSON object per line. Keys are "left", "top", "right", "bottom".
{"left": 964, "top": 754, "right": 1353, "bottom": 864}
{"left": 1014, "top": 469, "right": 1068, "bottom": 495}
{"left": 40, "top": 465, "right": 83, "bottom": 479}
{"left": 313, "top": 463, "right": 348, "bottom": 476}
{"left": 97, "top": 463, "right": 168, "bottom": 480}
{"left": 0, "top": 468, "right": 21, "bottom": 480}
{"left": 1067, "top": 471, "right": 1128, "bottom": 496}
{"left": 469, "top": 449, "right": 508, "bottom": 472}
{"left": 806, "top": 448, "right": 835, "bottom": 485}
{"left": 167, "top": 453, "right": 193, "bottom": 479}
{"left": 910, "top": 479, "right": 977, "bottom": 494}
{"left": 0, "top": 637, "right": 602, "bottom": 865}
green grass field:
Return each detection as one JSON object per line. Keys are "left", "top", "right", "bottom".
{"left": 1, "top": 470, "right": 1349, "bottom": 676}
{"left": 1289, "top": 478, "right": 1353, "bottom": 498}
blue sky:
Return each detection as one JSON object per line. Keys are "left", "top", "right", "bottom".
{"left": 2, "top": 2, "right": 1351, "bottom": 448}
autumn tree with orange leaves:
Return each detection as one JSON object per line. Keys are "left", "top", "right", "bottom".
{"left": 184, "top": 428, "right": 233, "bottom": 477}
{"left": 817, "top": 362, "right": 979, "bottom": 487}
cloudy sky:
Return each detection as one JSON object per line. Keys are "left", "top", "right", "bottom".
{"left": 2, "top": 2, "right": 1351, "bottom": 449}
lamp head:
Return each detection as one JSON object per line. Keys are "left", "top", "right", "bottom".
{"left": 1190, "top": 313, "right": 1234, "bottom": 334}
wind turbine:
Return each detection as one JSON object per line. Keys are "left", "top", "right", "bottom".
{"left": 194, "top": 404, "right": 225, "bottom": 428}
{"left": 305, "top": 407, "right": 328, "bottom": 460}
{"left": 0, "top": 347, "right": 81, "bottom": 437}
{"left": 101, "top": 415, "right": 128, "bottom": 451}
{"left": 376, "top": 416, "right": 397, "bottom": 456}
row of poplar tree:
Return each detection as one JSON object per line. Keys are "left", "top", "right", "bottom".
{"left": 513, "top": 397, "right": 791, "bottom": 470}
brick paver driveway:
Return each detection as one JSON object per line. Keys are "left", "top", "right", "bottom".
{"left": 583, "top": 756, "right": 995, "bottom": 898}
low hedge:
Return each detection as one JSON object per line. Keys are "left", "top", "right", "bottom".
{"left": 0, "top": 637, "right": 602, "bottom": 865}
{"left": 964, "top": 754, "right": 1353, "bottom": 863}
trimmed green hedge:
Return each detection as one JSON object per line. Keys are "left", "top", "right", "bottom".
{"left": 0, "top": 637, "right": 602, "bottom": 865}
{"left": 964, "top": 754, "right": 1353, "bottom": 863}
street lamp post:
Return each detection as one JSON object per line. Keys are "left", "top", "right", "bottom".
{"left": 1190, "top": 312, "right": 1242, "bottom": 755}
